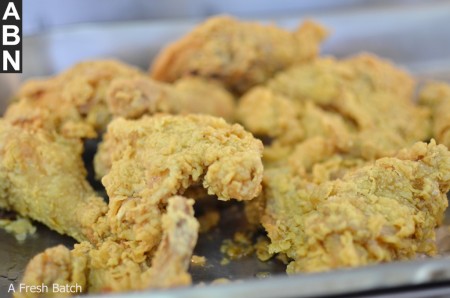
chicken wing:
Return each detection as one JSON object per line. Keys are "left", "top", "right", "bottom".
{"left": 150, "top": 16, "right": 327, "bottom": 94}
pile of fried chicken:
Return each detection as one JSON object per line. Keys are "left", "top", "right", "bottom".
{"left": 0, "top": 16, "right": 449, "bottom": 297}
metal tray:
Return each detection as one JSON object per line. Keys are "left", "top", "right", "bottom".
{"left": 2, "top": 1, "right": 450, "bottom": 297}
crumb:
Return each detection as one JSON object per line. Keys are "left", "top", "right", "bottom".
{"left": 191, "top": 255, "right": 207, "bottom": 266}
{"left": 255, "top": 236, "right": 273, "bottom": 262}
{"left": 0, "top": 216, "right": 36, "bottom": 241}
{"left": 220, "top": 258, "right": 230, "bottom": 266}
{"left": 276, "top": 253, "right": 290, "bottom": 265}
{"left": 211, "top": 278, "right": 230, "bottom": 284}
{"left": 256, "top": 272, "right": 271, "bottom": 279}
{"left": 220, "top": 231, "right": 255, "bottom": 260}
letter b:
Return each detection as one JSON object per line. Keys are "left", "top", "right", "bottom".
{"left": 3, "top": 25, "right": 20, "bottom": 45}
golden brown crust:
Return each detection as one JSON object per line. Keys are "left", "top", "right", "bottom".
{"left": 4, "top": 60, "right": 143, "bottom": 138}
{"left": 106, "top": 76, "right": 235, "bottom": 122}
{"left": 18, "top": 114, "right": 264, "bottom": 295}
{"left": 419, "top": 81, "right": 450, "bottom": 147}
{"left": 94, "top": 114, "right": 264, "bottom": 201}
{"left": 0, "top": 121, "right": 108, "bottom": 243}
{"left": 17, "top": 197, "right": 198, "bottom": 296}
{"left": 150, "top": 16, "right": 327, "bottom": 94}
{"left": 262, "top": 141, "right": 450, "bottom": 273}
{"left": 237, "top": 54, "right": 430, "bottom": 164}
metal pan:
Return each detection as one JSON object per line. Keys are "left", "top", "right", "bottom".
{"left": 1, "top": 1, "right": 450, "bottom": 297}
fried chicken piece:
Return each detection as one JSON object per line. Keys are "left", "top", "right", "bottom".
{"left": 145, "top": 196, "right": 198, "bottom": 288}
{"left": 237, "top": 54, "right": 430, "bottom": 161}
{"left": 6, "top": 60, "right": 237, "bottom": 140}
{"left": 17, "top": 244, "right": 90, "bottom": 298}
{"left": 245, "top": 137, "right": 364, "bottom": 227}
{"left": 266, "top": 54, "right": 415, "bottom": 105}
{"left": 4, "top": 60, "right": 143, "bottom": 138}
{"left": 94, "top": 114, "right": 264, "bottom": 200}
{"left": 419, "top": 81, "right": 450, "bottom": 147}
{"left": 106, "top": 76, "right": 235, "bottom": 122}
{"left": 150, "top": 16, "right": 327, "bottom": 94}
{"left": 19, "top": 114, "right": 264, "bottom": 295}
{"left": 236, "top": 87, "right": 304, "bottom": 145}
{"left": 262, "top": 141, "right": 450, "bottom": 273}
{"left": 17, "top": 196, "right": 198, "bottom": 297}
{"left": 285, "top": 136, "right": 366, "bottom": 183}
{"left": 0, "top": 120, "right": 108, "bottom": 243}
{"left": 237, "top": 87, "right": 353, "bottom": 165}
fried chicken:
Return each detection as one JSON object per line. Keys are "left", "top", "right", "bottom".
{"left": 106, "top": 76, "right": 235, "bottom": 122}
{"left": 262, "top": 141, "right": 450, "bottom": 273}
{"left": 0, "top": 120, "right": 108, "bottom": 243}
{"left": 5, "top": 59, "right": 238, "bottom": 141}
{"left": 94, "top": 115, "right": 264, "bottom": 200}
{"left": 4, "top": 13, "right": 446, "bottom": 295}
{"left": 150, "top": 16, "right": 327, "bottom": 94}
{"left": 4, "top": 60, "right": 143, "bottom": 138}
{"left": 245, "top": 136, "right": 365, "bottom": 227}
{"left": 18, "top": 196, "right": 198, "bottom": 297}
{"left": 285, "top": 136, "right": 366, "bottom": 184}
{"left": 419, "top": 81, "right": 450, "bottom": 148}
{"left": 18, "top": 114, "right": 264, "bottom": 295}
{"left": 237, "top": 54, "right": 431, "bottom": 163}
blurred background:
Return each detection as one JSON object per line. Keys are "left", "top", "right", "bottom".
{"left": 23, "top": 0, "right": 429, "bottom": 35}
{"left": 0, "top": 0, "right": 449, "bottom": 112}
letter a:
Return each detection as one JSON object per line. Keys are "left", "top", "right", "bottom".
{"left": 3, "top": 3, "right": 20, "bottom": 20}
{"left": 8, "top": 283, "right": 15, "bottom": 293}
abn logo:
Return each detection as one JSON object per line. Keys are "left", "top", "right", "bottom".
{"left": 0, "top": 0, "right": 22, "bottom": 73}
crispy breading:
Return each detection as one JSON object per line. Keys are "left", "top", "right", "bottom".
{"left": 17, "top": 196, "right": 198, "bottom": 297}
{"left": 236, "top": 87, "right": 304, "bottom": 144}
{"left": 419, "top": 81, "right": 450, "bottom": 147}
{"left": 150, "top": 16, "right": 327, "bottom": 94}
{"left": 4, "top": 60, "right": 143, "bottom": 138}
{"left": 0, "top": 120, "right": 108, "bottom": 243}
{"left": 106, "top": 76, "right": 235, "bottom": 122}
{"left": 94, "top": 115, "right": 264, "bottom": 201}
{"left": 18, "top": 114, "right": 264, "bottom": 295}
{"left": 262, "top": 141, "right": 450, "bottom": 273}
{"left": 285, "top": 136, "right": 366, "bottom": 183}
{"left": 266, "top": 54, "right": 415, "bottom": 105}
{"left": 237, "top": 54, "right": 430, "bottom": 162}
